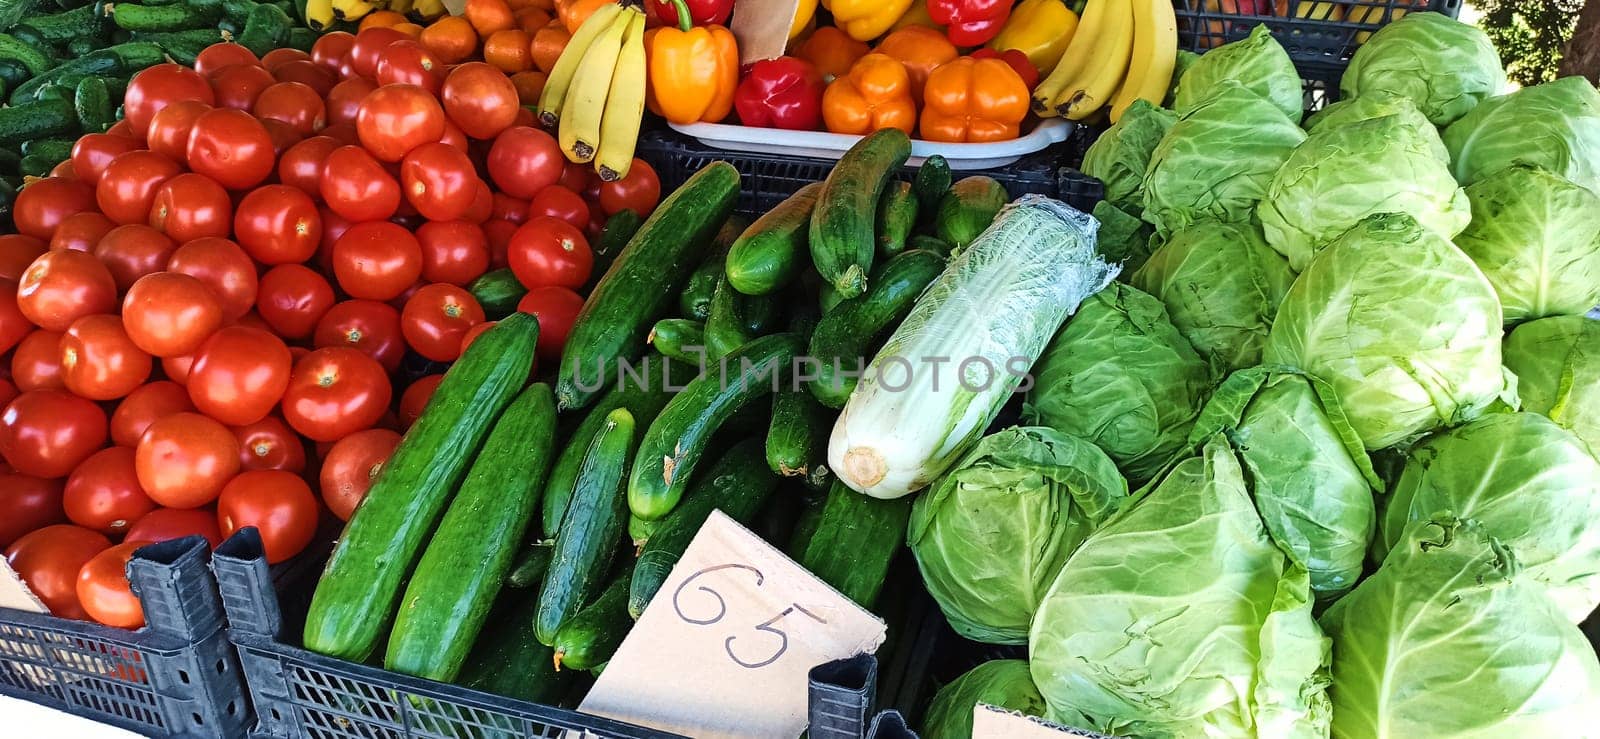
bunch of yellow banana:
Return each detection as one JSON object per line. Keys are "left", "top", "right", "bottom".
{"left": 306, "top": 0, "right": 446, "bottom": 31}
{"left": 1031, "top": 0, "right": 1177, "bottom": 123}
{"left": 536, "top": 2, "right": 648, "bottom": 181}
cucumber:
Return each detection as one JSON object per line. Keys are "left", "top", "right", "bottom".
{"left": 875, "top": 181, "right": 918, "bottom": 258}
{"left": 7, "top": 25, "right": 48, "bottom": 52}
{"left": 385, "top": 383, "right": 558, "bottom": 682}
{"left": 557, "top": 162, "right": 739, "bottom": 410}
{"left": 628, "top": 332, "right": 803, "bottom": 521}
{"left": 286, "top": 27, "right": 316, "bottom": 52}
{"left": 19, "top": 153, "right": 57, "bottom": 177}
{"left": 798, "top": 481, "right": 911, "bottom": 609}
{"left": 629, "top": 439, "right": 776, "bottom": 618}
{"left": 704, "top": 275, "right": 752, "bottom": 360}
{"left": 766, "top": 386, "right": 829, "bottom": 477}
{"left": 468, "top": 268, "right": 527, "bottom": 319}
{"left": 536, "top": 408, "right": 635, "bottom": 645}
{"left": 725, "top": 182, "right": 821, "bottom": 296}
{"left": 907, "top": 234, "right": 953, "bottom": 257}
{"left": 457, "top": 587, "right": 569, "bottom": 704}
{"left": 0, "top": 148, "right": 20, "bottom": 176}
{"left": 0, "top": 99, "right": 76, "bottom": 148}
{"left": 237, "top": 3, "right": 292, "bottom": 56}
{"left": 627, "top": 513, "right": 659, "bottom": 549}
{"left": 0, "top": 60, "right": 30, "bottom": 93}
{"left": 742, "top": 293, "right": 779, "bottom": 334}
{"left": 73, "top": 77, "right": 112, "bottom": 134}
{"left": 135, "top": 29, "right": 228, "bottom": 65}
{"left": 24, "top": 5, "right": 104, "bottom": 44}
{"left": 583, "top": 208, "right": 642, "bottom": 292}
{"left": 0, "top": 34, "right": 55, "bottom": 77}
{"left": 818, "top": 280, "right": 844, "bottom": 314}
{"left": 912, "top": 154, "right": 952, "bottom": 216}
{"left": 809, "top": 128, "right": 911, "bottom": 299}
{"left": 110, "top": 3, "right": 222, "bottom": 31}
{"left": 807, "top": 249, "right": 946, "bottom": 408}
{"left": 552, "top": 565, "right": 634, "bottom": 671}
{"left": 785, "top": 486, "right": 828, "bottom": 557}
{"left": 304, "top": 314, "right": 540, "bottom": 661}
{"left": 679, "top": 254, "right": 722, "bottom": 321}
{"left": 648, "top": 318, "right": 705, "bottom": 364}
{"left": 934, "top": 176, "right": 1008, "bottom": 251}
{"left": 505, "top": 539, "right": 554, "bottom": 589}
{"left": 66, "top": 38, "right": 100, "bottom": 57}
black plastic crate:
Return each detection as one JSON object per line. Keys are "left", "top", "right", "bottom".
{"left": 1174, "top": 0, "right": 1464, "bottom": 68}
{"left": 0, "top": 536, "right": 252, "bottom": 737}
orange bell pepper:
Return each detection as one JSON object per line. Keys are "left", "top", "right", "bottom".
{"left": 794, "top": 26, "right": 870, "bottom": 81}
{"left": 874, "top": 25, "right": 958, "bottom": 104}
{"left": 920, "top": 57, "right": 1030, "bottom": 142}
{"left": 644, "top": 0, "right": 739, "bottom": 124}
{"left": 822, "top": 53, "right": 917, "bottom": 136}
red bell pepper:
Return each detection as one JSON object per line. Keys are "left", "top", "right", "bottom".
{"left": 734, "top": 56, "right": 826, "bottom": 131}
{"left": 928, "top": 0, "right": 1011, "bottom": 47}
{"left": 646, "top": 0, "right": 733, "bottom": 27}
{"left": 971, "top": 48, "right": 1040, "bottom": 89}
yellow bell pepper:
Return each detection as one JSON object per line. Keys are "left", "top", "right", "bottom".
{"left": 822, "top": 0, "right": 914, "bottom": 42}
{"left": 988, "top": 0, "right": 1077, "bottom": 75}
{"left": 789, "top": 0, "right": 819, "bottom": 39}
{"left": 889, "top": 0, "right": 940, "bottom": 32}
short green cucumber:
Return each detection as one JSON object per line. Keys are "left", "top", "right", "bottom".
{"left": 583, "top": 208, "right": 642, "bottom": 292}
{"left": 725, "top": 182, "right": 821, "bottom": 296}
{"left": 110, "top": 2, "right": 222, "bottom": 31}
{"left": 0, "top": 33, "right": 55, "bottom": 77}
{"left": 536, "top": 408, "right": 635, "bottom": 645}
{"left": 742, "top": 293, "right": 779, "bottom": 334}
{"left": 799, "top": 481, "right": 912, "bottom": 609}
{"left": 809, "top": 128, "right": 911, "bottom": 299}
{"left": 134, "top": 29, "right": 229, "bottom": 65}
{"left": 679, "top": 253, "right": 723, "bottom": 321}
{"left": 74, "top": 77, "right": 112, "bottom": 133}
{"left": 457, "top": 587, "right": 569, "bottom": 704}
{"left": 0, "top": 60, "right": 30, "bottom": 94}
{"left": 20, "top": 138, "right": 74, "bottom": 164}
{"left": 24, "top": 5, "right": 103, "bottom": 43}
{"left": 551, "top": 565, "right": 634, "bottom": 671}
{"left": 807, "top": 249, "right": 946, "bottom": 408}
{"left": 704, "top": 275, "right": 752, "bottom": 360}
{"left": 911, "top": 154, "right": 952, "bottom": 216}
{"left": 505, "top": 539, "right": 555, "bottom": 589}
{"left": 934, "top": 176, "right": 1008, "bottom": 250}
{"left": 286, "top": 26, "right": 316, "bottom": 52}
{"left": 468, "top": 268, "right": 527, "bottom": 320}
{"left": 766, "top": 385, "right": 829, "bottom": 477}
{"left": 648, "top": 318, "right": 704, "bottom": 364}
{"left": 237, "top": 3, "right": 293, "bottom": 56}
{"left": 0, "top": 99, "right": 76, "bottom": 148}
{"left": 874, "top": 181, "right": 918, "bottom": 258}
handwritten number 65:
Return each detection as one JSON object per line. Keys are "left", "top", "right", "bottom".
{"left": 671, "top": 563, "right": 828, "bottom": 669}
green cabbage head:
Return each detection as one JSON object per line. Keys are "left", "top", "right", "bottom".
{"left": 1443, "top": 76, "right": 1600, "bottom": 195}
{"left": 1454, "top": 164, "right": 1600, "bottom": 324}
{"left": 1141, "top": 81, "right": 1305, "bottom": 235}
{"left": 1025, "top": 283, "right": 1212, "bottom": 483}
{"left": 922, "top": 660, "right": 1047, "bottom": 739}
{"left": 1173, "top": 25, "right": 1302, "bottom": 123}
{"left": 1090, "top": 200, "right": 1154, "bottom": 275}
{"left": 1377, "top": 412, "right": 1600, "bottom": 622}
{"left": 1257, "top": 113, "right": 1468, "bottom": 272}
{"left": 1321, "top": 517, "right": 1600, "bottom": 738}
{"left": 1081, "top": 100, "right": 1176, "bottom": 214}
{"left": 1339, "top": 11, "right": 1506, "bottom": 126}
{"left": 909, "top": 427, "right": 1128, "bottom": 645}
{"left": 1264, "top": 213, "right": 1512, "bottom": 449}
{"left": 1503, "top": 315, "right": 1600, "bottom": 454}
{"left": 1029, "top": 436, "right": 1331, "bottom": 738}
{"left": 1132, "top": 220, "right": 1295, "bottom": 372}
{"left": 1301, "top": 91, "right": 1448, "bottom": 161}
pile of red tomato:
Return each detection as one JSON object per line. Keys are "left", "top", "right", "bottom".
{"left": 0, "top": 28, "right": 662, "bottom": 630}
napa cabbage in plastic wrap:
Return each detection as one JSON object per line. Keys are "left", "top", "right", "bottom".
{"left": 1339, "top": 11, "right": 1505, "bottom": 126}
{"left": 1132, "top": 220, "right": 1296, "bottom": 372}
{"left": 1301, "top": 91, "right": 1448, "bottom": 161}
{"left": 909, "top": 427, "right": 1127, "bottom": 644}
{"left": 1453, "top": 165, "right": 1600, "bottom": 324}
{"left": 1443, "top": 76, "right": 1600, "bottom": 195}
{"left": 1503, "top": 316, "right": 1600, "bottom": 454}
{"left": 1080, "top": 100, "right": 1176, "bottom": 214}
{"left": 1377, "top": 412, "right": 1600, "bottom": 622}
{"left": 1321, "top": 517, "right": 1600, "bottom": 738}
{"left": 1264, "top": 213, "right": 1512, "bottom": 450}
{"left": 1024, "top": 283, "right": 1211, "bottom": 483}
{"left": 1141, "top": 81, "right": 1305, "bottom": 235}
{"left": 1028, "top": 436, "right": 1332, "bottom": 738}
{"left": 1257, "top": 114, "right": 1468, "bottom": 271}
{"left": 1089, "top": 201, "right": 1154, "bottom": 275}
{"left": 922, "top": 660, "right": 1048, "bottom": 739}
{"left": 1173, "top": 25, "right": 1303, "bottom": 123}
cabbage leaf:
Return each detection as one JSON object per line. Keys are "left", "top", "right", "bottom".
{"left": 1503, "top": 315, "right": 1600, "bottom": 454}
{"left": 1454, "top": 164, "right": 1600, "bottom": 324}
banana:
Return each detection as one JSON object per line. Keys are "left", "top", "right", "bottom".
{"left": 538, "top": 1, "right": 627, "bottom": 127}
{"left": 331, "top": 0, "right": 376, "bottom": 21}
{"left": 560, "top": 7, "right": 633, "bottom": 162}
{"left": 1031, "top": 0, "right": 1110, "bottom": 114}
{"left": 305, "top": 0, "right": 335, "bottom": 30}
{"left": 594, "top": 11, "right": 646, "bottom": 181}
{"left": 387, "top": 0, "right": 413, "bottom": 15}
{"left": 1052, "top": 0, "right": 1134, "bottom": 120}
{"left": 1109, "top": 0, "right": 1177, "bottom": 122}
{"left": 411, "top": 0, "right": 444, "bottom": 18}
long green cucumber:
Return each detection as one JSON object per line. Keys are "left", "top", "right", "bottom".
{"left": 907, "top": 234, "right": 954, "bottom": 257}
{"left": 934, "top": 176, "right": 1008, "bottom": 250}
{"left": 911, "top": 154, "right": 952, "bottom": 217}
{"left": 648, "top": 319, "right": 705, "bottom": 364}
{"left": 875, "top": 181, "right": 918, "bottom": 258}
{"left": 704, "top": 275, "right": 752, "bottom": 360}
{"left": 551, "top": 565, "right": 634, "bottom": 671}
{"left": 799, "top": 481, "right": 911, "bottom": 609}
{"left": 506, "top": 539, "right": 555, "bottom": 589}
{"left": 767, "top": 385, "right": 829, "bottom": 477}
{"left": 583, "top": 208, "right": 642, "bottom": 292}
{"left": 627, "top": 513, "right": 660, "bottom": 549}
{"left": 679, "top": 254, "right": 723, "bottom": 321}
{"left": 807, "top": 249, "right": 946, "bottom": 408}
{"left": 809, "top": 129, "right": 911, "bottom": 298}
{"left": 303, "top": 314, "right": 539, "bottom": 661}
{"left": 457, "top": 587, "right": 569, "bottom": 703}
{"left": 725, "top": 182, "right": 822, "bottom": 296}
{"left": 536, "top": 408, "right": 635, "bottom": 645}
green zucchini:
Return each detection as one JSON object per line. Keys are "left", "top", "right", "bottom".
{"left": 875, "top": 181, "right": 918, "bottom": 258}
{"left": 583, "top": 208, "right": 642, "bottom": 292}
{"left": 304, "top": 314, "right": 540, "bottom": 661}
{"left": 911, "top": 154, "right": 952, "bottom": 216}
{"left": 505, "top": 539, "right": 555, "bottom": 589}
{"left": 457, "top": 587, "right": 569, "bottom": 704}
{"left": 809, "top": 128, "right": 911, "bottom": 299}
{"left": 766, "top": 385, "right": 829, "bottom": 478}
{"left": 385, "top": 383, "right": 558, "bottom": 682}
{"left": 907, "top": 234, "right": 953, "bottom": 257}
{"left": 557, "top": 162, "right": 739, "bottom": 410}
{"left": 74, "top": 77, "right": 112, "bottom": 134}
{"left": 629, "top": 439, "right": 776, "bottom": 618}
{"left": 552, "top": 565, "right": 634, "bottom": 671}
{"left": 536, "top": 408, "right": 635, "bottom": 645}
{"left": 704, "top": 275, "right": 752, "bottom": 360}
{"left": 0, "top": 99, "right": 76, "bottom": 148}
{"left": 110, "top": 3, "right": 222, "bottom": 31}
{"left": 725, "top": 182, "right": 821, "bottom": 296}
{"left": 468, "top": 268, "right": 527, "bottom": 319}
{"left": 0, "top": 33, "right": 55, "bottom": 77}
{"left": 648, "top": 318, "right": 704, "bottom": 364}
{"left": 807, "top": 249, "right": 946, "bottom": 408}
{"left": 628, "top": 332, "right": 803, "bottom": 521}
{"left": 934, "top": 176, "right": 1008, "bottom": 251}
{"left": 679, "top": 254, "right": 723, "bottom": 321}
{"left": 798, "top": 481, "right": 911, "bottom": 609}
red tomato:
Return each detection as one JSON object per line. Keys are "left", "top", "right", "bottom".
{"left": 0, "top": 287, "right": 27, "bottom": 357}
{"left": 262, "top": 48, "right": 309, "bottom": 71}
{"left": 194, "top": 43, "right": 261, "bottom": 77}
{"left": 216, "top": 470, "right": 318, "bottom": 563}
{"left": 125, "top": 508, "right": 222, "bottom": 548}
{"left": 318, "top": 427, "right": 400, "bottom": 520}
{"left": 516, "top": 286, "right": 582, "bottom": 360}
{"left": 526, "top": 187, "right": 590, "bottom": 232}
{"left": 311, "top": 32, "right": 356, "bottom": 72}
{"left": 122, "top": 272, "right": 223, "bottom": 358}
{"left": 0, "top": 389, "right": 108, "bottom": 478}
{"left": 11, "top": 330, "right": 65, "bottom": 391}
{"left": 558, "top": 160, "right": 598, "bottom": 194}
{"left": 253, "top": 82, "right": 327, "bottom": 136}
{"left": 320, "top": 145, "right": 401, "bottom": 222}
{"left": 17, "top": 249, "right": 117, "bottom": 331}
{"left": 124, "top": 64, "right": 216, "bottom": 136}
{"left": 0, "top": 378, "right": 15, "bottom": 408}
{"left": 166, "top": 237, "right": 259, "bottom": 323}
{"left": 256, "top": 264, "right": 335, "bottom": 340}
{"left": 400, "top": 142, "right": 477, "bottom": 221}
{"left": 208, "top": 63, "right": 277, "bottom": 110}
{"left": 278, "top": 136, "right": 339, "bottom": 200}
{"left": 0, "top": 473, "right": 65, "bottom": 548}
{"left": 4, "top": 524, "right": 111, "bottom": 619}
{"left": 508, "top": 216, "right": 592, "bottom": 290}
{"left": 320, "top": 121, "right": 359, "bottom": 147}
{"left": 349, "top": 27, "right": 410, "bottom": 79}
{"left": 437, "top": 119, "right": 468, "bottom": 152}
{"left": 315, "top": 206, "right": 350, "bottom": 271}
{"left": 462, "top": 179, "right": 493, "bottom": 223}
{"left": 400, "top": 284, "right": 484, "bottom": 362}
{"left": 135, "top": 412, "right": 239, "bottom": 508}
{"left": 70, "top": 133, "right": 143, "bottom": 187}
{"left": 599, "top": 159, "right": 661, "bottom": 216}
{"left": 162, "top": 353, "right": 195, "bottom": 385}
{"left": 483, "top": 218, "right": 518, "bottom": 269}
{"left": 486, "top": 126, "right": 563, "bottom": 199}
{"left": 77, "top": 541, "right": 147, "bottom": 628}
{"left": 145, "top": 100, "right": 214, "bottom": 162}
{"left": 510, "top": 107, "right": 534, "bottom": 128}
{"left": 234, "top": 185, "right": 322, "bottom": 265}
{"left": 97, "top": 151, "right": 182, "bottom": 225}
{"left": 14, "top": 176, "right": 96, "bottom": 240}
{"left": 233, "top": 415, "right": 306, "bottom": 473}
{"left": 186, "top": 109, "right": 275, "bottom": 191}
{"left": 440, "top": 62, "right": 519, "bottom": 140}
{"left": 416, "top": 220, "right": 490, "bottom": 285}
{"left": 325, "top": 78, "right": 377, "bottom": 127}
{"left": 60, "top": 314, "right": 152, "bottom": 400}
{"left": 187, "top": 326, "right": 292, "bottom": 426}
{"left": 458, "top": 319, "right": 495, "bottom": 353}
{"left": 332, "top": 221, "right": 423, "bottom": 300}
{"left": 491, "top": 192, "right": 527, "bottom": 224}
{"left": 272, "top": 59, "right": 337, "bottom": 97}
{"left": 356, "top": 84, "right": 445, "bottom": 162}
{"left": 111, "top": 381, "right": 195, "bottom": 448}
{"left": 64, "top": 447, "right": 156, "bottom": 535}
{"left": 398, "top": 374, "right": 443, "bottom": 427}
{"left": 376, "top": 41, "right": 443, "bottom": 95}
{"left": 105, "top": 119, "right": 136, "bottom": 138}
{"left": 94, "top": 224, "right": 176, "bottom": 294}
{"left": 281, "top": 347, "right": 391, "bottom": 441}
{"left": 0, "top": 233, "right": 46, "bottom": 278}
{"left": 313, "top": 300, "right": 405, "bottom": 372}
{"left": 148, "top": 173, "right": 233, "bottom": 244}
{"left": 261, "top": 118, "right": 306, "bottom": 158}
{"left": 45, "top": 213, "right": 112, "bottom": 255}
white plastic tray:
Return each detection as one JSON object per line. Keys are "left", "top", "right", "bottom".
{"left": 666, "top": 118, "right": 1075, "bottom": 170}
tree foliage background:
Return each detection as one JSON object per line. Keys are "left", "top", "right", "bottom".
{"left": 1475, "top": 0, "right": 1584, "bottom": 85}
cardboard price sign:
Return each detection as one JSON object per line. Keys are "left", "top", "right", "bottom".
{"left": 971, "top": 704, "right": 1117, "bottom": 739}
{"left": 580, "top": 510, "right": 887, "bottom": 738}
{"left": 729, "top": 0, "right": 801, "bottom": 65}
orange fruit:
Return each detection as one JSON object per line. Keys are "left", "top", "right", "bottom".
{"left": 514, "top": 6, "right": 552, "bottom": 33}
{"left": 529, "top": 22, "right": 569, "bottom": 73}
{"left": 483, "top": 29, "right": 533, "bottom": 73}
{"left": 509, "top": 70, "right": 548, "bottom": 105}
{"left": 464, "top": 0, "right": 516, "bottom": 36}
{"left": 420, "top": 16, "right": 478, "bottom": 65}
{"left": 390, "top": 22, "right": 425, "bottom": 39}
{"left": 359, "top": 10, "right": 407, "bottom": 32}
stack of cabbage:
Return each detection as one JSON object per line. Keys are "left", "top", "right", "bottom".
{"left": 916, "top": 13, "right": 1600, "bottom": 739}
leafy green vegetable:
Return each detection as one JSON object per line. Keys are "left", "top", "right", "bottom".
{"left": 1339, "top": 11, "right": 1506, "bottom": 126}
{"left": 1025, "top": 283, "right": 1212, "bottom": 483}
{"left": 909, "top": 427, "right": 1127, "bottom": 644}
{"left": 1029, "top": 436, "right": 1331, "bottom": 738}
{"left": 1454, "top": 164, "right": 1600, "bottom": 324}
{"left": 1173, "top": 25, "right": 1303, "bottom": 123}
{"left": 1090, "top": 201, "right": 1153, "bottom": 276}
{"left": 1132, "top": 220, "right": 1295, "bottom": 372}
{"left": 1164, "top": 50, "right": 1201, "bottom": 108}
{"left": 1503, "top": 315, "right": 1600, "bottom": 454}
{"left": 1300, "top": 91, "right": 1449, "bottom": 161}
{"left": 1265, "top": 213, "right": 1513, "bottom": 450}
{"left": 1443, "top": 76, "right": 1600, "bottom": 195}
{"left": 1080, "top": 100, "right": 1176, "bottom": 214}
{"left": 922, "top": 660, "right": 1047, "bottom": 739}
